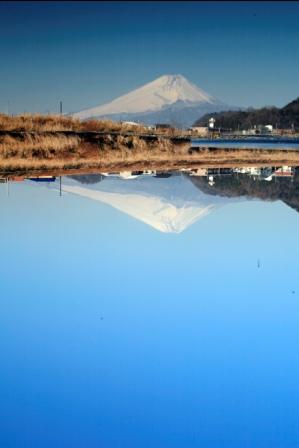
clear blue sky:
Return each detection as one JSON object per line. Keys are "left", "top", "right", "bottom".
{"left": 0, "top": 1, "right": 299, "bottom": 114}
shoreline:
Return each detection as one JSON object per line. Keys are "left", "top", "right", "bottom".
{"left": 1, "top": 131, "right": 299, "bottom": 177}
{"left": 1, "top": 147, "right": 299, "bottom": 179}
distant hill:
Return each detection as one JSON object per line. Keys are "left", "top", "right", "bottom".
{"left": 193, "top": 97, "right": 299, "bottom": 130}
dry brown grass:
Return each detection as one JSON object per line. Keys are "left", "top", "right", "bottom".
{"left": 0, "top": 134, "right": 80, "bottom": 159}
{"left": 0, "top": 113, "right": 185, "bottom": 136}
{"left": 0, "top": 114, "right": 146, "bottom": 134}
{"left": 0, "top": 132, "right": 190, "bottom": 172}
{"left": 0, "top": 114, "right": 81, "bottom": 132}
{"left": 80, "top": 119, "right": 150, "bottom": 134}
{"left": 2, "top": 130, "right": 299, "bottom": 173}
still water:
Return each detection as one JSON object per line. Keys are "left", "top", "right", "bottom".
{"left": 1, "top": 169, "right": 299, "bottom": 447}
{"left": 192, "top": 137, "right": 299, "bottom": 149}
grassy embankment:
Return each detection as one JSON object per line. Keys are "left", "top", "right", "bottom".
{"left": 1, "top": 114, "right": 299, "bottom": 176}
{"left": 0, "top": 114, "right": 192, "bottom": 173}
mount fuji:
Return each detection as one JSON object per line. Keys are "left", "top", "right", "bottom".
{"left": 43, "top": 174, "right": 243, "bottom": 234}
{"left": 72, "top": 74, "right": 233, "bottom": 128}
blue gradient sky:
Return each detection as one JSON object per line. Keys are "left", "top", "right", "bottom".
{"left": 0, "top": 1, "right": 299, "bottom": 115}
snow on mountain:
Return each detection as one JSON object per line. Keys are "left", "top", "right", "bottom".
{"left": 54, "top": 174, "right": 242, "bottom": 234}
{"left": 72, "top": 74, "right": 230, "bottom": 127}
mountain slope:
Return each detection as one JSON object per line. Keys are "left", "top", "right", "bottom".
{"left": 72, "top": 74, "right": 231, "bottom": 127}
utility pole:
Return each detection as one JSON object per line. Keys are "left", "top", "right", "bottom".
{"left": 59, "top": 176, "right": 62, "bottom": 196}
{"left": 60, "top": 101, "right": 63, "bottom": 116}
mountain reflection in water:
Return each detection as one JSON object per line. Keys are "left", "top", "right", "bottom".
{"left": 27, "top": 165, "right": 299, "bottom": 233}
{"left": 60, "top": 173, "right": 232, "bottom": 234}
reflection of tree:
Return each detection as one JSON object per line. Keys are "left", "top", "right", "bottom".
{"left": 188, "top": 168, "right": 299, "bottom": 213}
{"left": 69, "top": 174, "right": 104, "bottom": 184}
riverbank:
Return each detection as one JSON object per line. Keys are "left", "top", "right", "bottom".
{"left": 0, "top": 135, "right": 299, "bottom": 177}
{"left": 1, "top": 115, "right": 299, "bottom": 176}
{"left": 0, "top": 131, "right": 191, "bottom": 173}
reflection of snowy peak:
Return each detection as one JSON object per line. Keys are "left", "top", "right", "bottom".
{"left": 60, "top": 174, "right": 239, "bottom": 233}
{"left": 72, "top": 74, "right": 230, "bottom": 127}
{"left": 61, "top": 187, "right": 214, "bottom": 233}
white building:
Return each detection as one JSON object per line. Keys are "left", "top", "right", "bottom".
{"left": 121, "top": 121, "right": 140, "bottom": 126}
{"left": 208, "top": 117, "right": 215, "bottom": 129}
{"left": 264, "top": 124, "right": 273, "bottom": 133}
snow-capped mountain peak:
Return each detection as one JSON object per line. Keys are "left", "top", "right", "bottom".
{"left": 73, "top": 74, "right": 216, "bottom": 118}
{"left": 72, "top": 74, "right": 231, "bottom": 127}
{"left": 126, "top": 73, "right": 217, "bottom": 107}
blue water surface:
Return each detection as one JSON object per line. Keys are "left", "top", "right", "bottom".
{"left": 0, "top": 175, "right": 299, "bottom": 448}
{"left": 192, "top": 137, "right": 299, "bottom": 150}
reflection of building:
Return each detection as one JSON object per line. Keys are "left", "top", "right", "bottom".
{"left": 101, "top": 170, "right": 156, "bottom": 180}
{"left": 208, "top": 175, "right": 215, "bottom": 186}
{"left": 260, "top": 167, "right": 274, "bottom": 181}
{"left": 11, "top": 177, "right": 25, "bottom": 182}
{"left": 233, "top": 167, "right": 276, "bottom": 181}
{"left": 248, "top": 167, "right": 261, "bottom": 176}
{"left": 130, "top": 170, "right": 156, "bottom": 177}
{"left": 189, "top": 168, "right": 208, "bottom": 177}
{"left": 117, "top": 171, "right": 140, "bottom": 179}
{"left": 274, "top": 166, "right": 294, "bottom": 177}
{"left": 207, "top": 168, "right": 233, "bottom": 176}
{"left": 101, "top": 172, "right": 120, "bottom": 177}
{"left": 234, "top": 167, "right": 261, "bottom": 176}
{"left": 140, "top": 170, "right": 156, "bottom": 176}
{"left": 155, "top": 172, "right": 172, "bottom": 178}
{"left": 29, "top": 176, "right": 56, "bottom": 182}
{"left": 260, "top": 167, "right": 273, "bottom": 176}
{"left": 232, "top": 166, "right": 296, "bottom": 181}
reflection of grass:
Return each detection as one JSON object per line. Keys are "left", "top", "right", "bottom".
{"left": 188, "top": 147, "right": 299, "bottom": 165}
{"left": 2, "top": 141, "right": 299, "bottom": 175}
